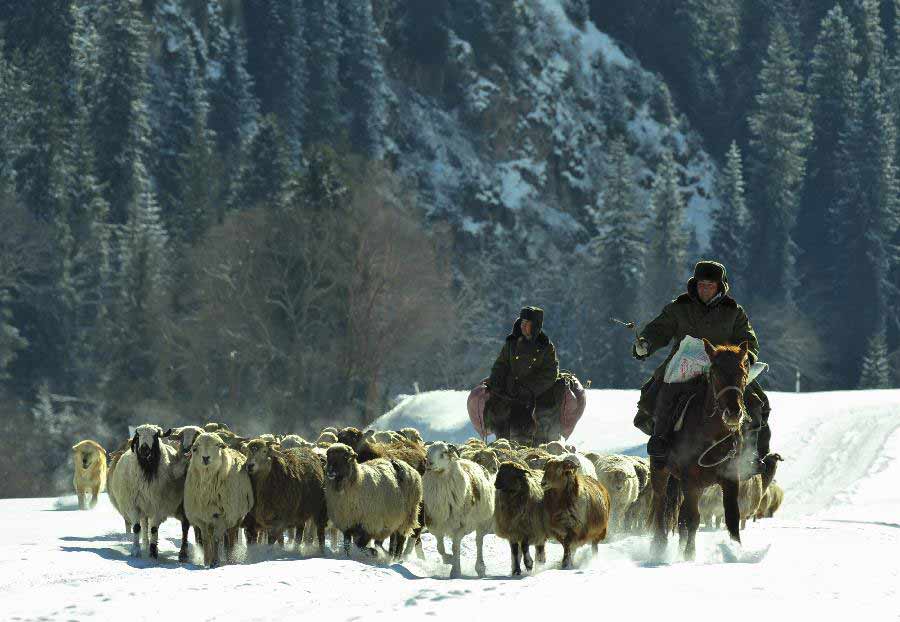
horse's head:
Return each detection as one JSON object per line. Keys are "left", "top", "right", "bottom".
{"left": 703, "top": 338, "right": 750, "bottom": 431}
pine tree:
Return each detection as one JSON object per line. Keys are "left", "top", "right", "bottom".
{"left": 854, "top": 0, "right": 886, "bottom": 75}
{"left": 92, "top": 0, "right": 153, "bottom": 224}
{"left": 399, "top": 0, "right": 450, "bottom": 65}
{"left": 859, "top": 328, "right": 891, "bottom": 388}
{"left": 244, "top": 0, "right": 307, "bottom": 154}
{"left": 110, "top": 166, "right": 170, "bottom": 388}
{"left": 747, "top": 23, "right": 812, "bottom": 304}
{"left": 208, "top": 23, "right": 259, "bottom": 157}
{"left": 339, "top": 0, "right": 387, "bottom": 158}
{"left": 590, "top": 138, "right": 646, "bottom": 388}
{"left": 148, "top": 7, "right": 212, "bottom": 243}
{"left": 0, "top": 41, "right": 25, "bottom": 202}
{"left": 563, "top": 0, "right": 590, "bottom": 28}
{"left": 229, "top": 115, "right": 293, "bottom": 212}
{"left": 645, "top": 148, "right": 688, "bottom": 303}
{"left": 304, "top": 0, "right": 341, "bottom": 146}
{"left": 797, "top": 6, "right": 860, "bottom": 305}
{"left": 710, "top": 141, "right": 749, "bottom": 289}
{"left": 831, "top": 69, "right": 899, "bottom": 386}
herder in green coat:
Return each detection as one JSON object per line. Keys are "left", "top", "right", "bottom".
{"left": 485, "top": 306, "right": 562, "bottom": 445}
{"left": 632, "top": 261, "right": 772, "bottom": 474}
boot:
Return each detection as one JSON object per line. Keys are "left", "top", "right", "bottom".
{"left": 647, "top": 383, "right": 678, "bottom": 466}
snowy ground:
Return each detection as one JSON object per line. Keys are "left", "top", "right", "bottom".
{"left": 3, "top": 390, "right": 900, "bottom": 621}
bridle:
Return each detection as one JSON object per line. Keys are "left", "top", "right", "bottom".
{"left": 698, "top": 365, "right": 749, "bottom": 468}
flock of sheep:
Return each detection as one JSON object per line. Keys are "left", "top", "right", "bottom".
{"left": 69, "top": 422, "right": 784, "bottom": 575}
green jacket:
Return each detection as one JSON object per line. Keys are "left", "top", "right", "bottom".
{"left": 488, "top": 318, "right": 559, "bottom": 402}
{"left": 639, "top": 285, "right": 759, "bottom": 381}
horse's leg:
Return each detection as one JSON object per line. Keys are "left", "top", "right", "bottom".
{"left": 681, "top": 486, "right": 701, "bottom": 561}
{"left": 649, "top": 467, "right": 670, "bottom": 557}
{"left": 720, "top": 478, "right": 741, "bottom": 544}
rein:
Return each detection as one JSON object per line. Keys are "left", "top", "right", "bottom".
{"left": 698, "top": 372, "right": 748, "bottom": 468}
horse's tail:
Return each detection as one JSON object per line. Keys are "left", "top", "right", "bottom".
{"left": 664, "top": 475, "right": 681, "bottom": 535}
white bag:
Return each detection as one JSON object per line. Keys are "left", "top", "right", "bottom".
{"left": 663, "top": 336, "right": 768, "bottom": 384}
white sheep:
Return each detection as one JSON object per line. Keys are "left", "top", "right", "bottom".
{"left": 324, "top": 443, "right": 422, "bottom": 559}
{"left": 108, "top": 424, "right": 189, "bottom": 559}
{"left": 587, "top": 454, "right": 640, "bottom": 535}
{"left": 422, "top": 442, "right": 495, "bottom": 578}
{"left": 562, "top": 453, "right": 597, "bottom": 480}
{"left": 183, "top": 433, "right": 254, "bottom": 567}
{"left": 279, "top": 434, "right": 312, "bottom": 450}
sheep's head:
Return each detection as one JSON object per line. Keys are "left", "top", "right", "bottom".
{"left": 132, "top": 424, "right": 164, "bottom": 459}
{"left": 426, "top": 442, "right": 459, "bottom": 472}
{"left": 495, "top": 461, "right": 531, "bottom": 492}
{"left": 190, "top": 433, "right": 228, "bottom": 469}
{"left": 525, "top": 452, "right": 549, "bottom": 471}
{"left": 490, "top": 438, "right": 512, "bottom": 451}
{"left": 336, "top": 427, "right": 363, "bottom": 449}
{"left": 325, "top": 443, "right": 357, "bottom": 483}
{"left": 545, "top": 441, "right": 567, "bottom": 456}
{"left": 164, "top": 426, "right": 203, "bottom": 457}
{"left": 466, "top": 438, "right": 486, "bottom": 449}
{"left": 279, "top": 435, "right": 308, "bottom": 450}
{"left": 317, "top": 431, "right": 339, "bottom": 445}
{"left": 399, "top": 427, "right": 424, "bottom": 445}
{"left": 203, "top": 421, "right": 230, "bottom": 433}
{"left": 541, "top": 457, "right": 578, "bottom": 491}
{"left": 472, "top": 449, "right": 500, "bottom": 475}
{"left": 244, "top": 438, "right": 278, "bottom": 477}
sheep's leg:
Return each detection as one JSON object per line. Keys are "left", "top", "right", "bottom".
{"left": 353, "top": 530, "right": 376, "bottom": 557}
{"left": 148, "top": 523, "right": 159, "bottom": 559}
{"left": 225, "top": 526, "right": 239, "bottom": 564}
{"left": 435, "top": 532, "right": 452, "bottom": 564}
{"left": 178, "top": 518, "right": 191, "bottom": 563}
{"left": 89, "top": 485, "right": 100, "bottom": 509}
{"left": 681, "top": 487, "right": 701, "bottom": 561}
{"left": 522, "top": 538, "right": 534, "bottom": 571}
{"left": 720, "top": 478, "right": 742, "bottom": 544}
{"left": 315, "top": 516, "right": 326, "bottom": 556}
{"left": 141, "top": 518, "right": 149, "bottom": 548}
{"left": 740, "top": 517, "right": 746, "bottom": 530}
{"left": 535, "top": 542, "right": 546, "bottom": 565}
{"left": 343, "top": 531, "right": 352, "bottom": 557}
{"left": 393, "top": 534, "right": 408, "bottom": 561}
{"left": 474, "top": 529, "right": 487, "bottom": 578}
{"left": 130, "top": 521, "right": 141, "bottom": 557}
{"left": 510, "top": 541, "right": 522, "bottom": 576}
{"left": 449, "top": 535, "right": 463, "bottom": 578}
{"left": 77, "top": 489, "right": 86, "bottom": 511}
{"left": 561, "top": 537, "right": 573, "bottom": 569}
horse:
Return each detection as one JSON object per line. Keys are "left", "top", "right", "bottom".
{"left": 649, "top": 338, "right": 755, "bottom": 560}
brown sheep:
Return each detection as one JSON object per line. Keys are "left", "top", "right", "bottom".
{"left": 759, "top": 481, "right": 784, "bottom": 518}
{"left": 244, "top": 439, "right": 328, "bottom": 553}
{"left": 494, "top": 462, "right": 550, "bottom": 576}
{"left": 72, "top": 440, "right": 107, "bottom": 510}
{"left": 541, "top": 457, "right": 610, "bottom": 569}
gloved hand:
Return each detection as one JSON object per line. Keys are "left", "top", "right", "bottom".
{"left": 632, "top": 337, "right": 649, "bottom": 360}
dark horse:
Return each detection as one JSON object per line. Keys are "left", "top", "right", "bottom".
{"left": 649, "top": 339, "right": 755, "bottom": 560}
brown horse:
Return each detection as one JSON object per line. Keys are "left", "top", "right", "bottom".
{"left": 649, "top": 339, "right": 753, "bottom": 560}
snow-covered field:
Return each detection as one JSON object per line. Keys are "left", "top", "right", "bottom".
{"left": 3, "top": 390, "right": 900, "bottom": 621}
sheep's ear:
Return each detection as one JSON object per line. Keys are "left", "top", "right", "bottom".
{"left": 130, "top": 433, "right": 138, "bottom": 453}
{"left": 448, "top": 445, "right": 460, "bottom": 459}
{"left": 163, "top": 428, "right": 173, "bottom": 437}
{"left": 71, "top": 444, "right": 78, "bottom": 451}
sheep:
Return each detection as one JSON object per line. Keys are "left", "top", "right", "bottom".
{"left": 323, "top": 443, "right": 422, "bottom": 559}
{"left": 183, "top": 433, "right": 254, "bottom": 567}
{"left": 422, "top": 442, "right": 494, "bottom": 578}
{"left": 543, "top": 440, "right": 567, "bottom": 456}
{"left": 738, "top": 475, "right": 765, "bottom": 529}
{"left": 244, "top": 439, "right": 328, "bottom": 553}
{"left": 493, "top": 462, "right": 551, "bottom": 576}
{"left": 699, "top": 485, "right": 722, "bottom": 529}
{"left": 490, "top": 438, "right": 512, "bottom": 451}
{"left": 163, "top": 426, "right": 204, "bottom": 456}
{"left": 587, "top": 454, "right": 640, "bottom": 534}
{"left": 470, "top": 448, "right": 500, "bottom": 476}
{"left": 108, "top": 424, "right": 190, "bottom": 560}
{"left": 399, "top": 427, "right": 424, "bottom": 445}
{"left": 620, "top": 456, "right": 652, "bottom": 533}
{"left": 541, "top": 456, "right": 610, "bottom": 569}
{"left": 760, "top": 481, "right": 784, "bottom": 518}
{"left": 203, "top": 422, "right": 231, "bottom": 433}
{"left": 372, "top": 430, "right": 398, "bottom": 444}
{"left": 71, "top": 440, "right": 107, "bottom": 510}
{"left": 279, "top": 434, "right": 312, "bottom": 450}
{"left": 318, "top": 431, "right": 339, "bottom": 445}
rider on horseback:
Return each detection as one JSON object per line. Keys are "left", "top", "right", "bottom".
{"left": 632, "top": 261, "right": 772, "bottom": 475}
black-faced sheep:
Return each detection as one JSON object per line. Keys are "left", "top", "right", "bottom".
{"left": 244, "top": 439, "right": 328, "bottom": 553}
{"left": 541, "top": 457, "right": 610, "bottom": 569}
{"left": 108, "top": 424, "right": 190, "bottom": 560}
{"left": 494, "top": 462, "right": 550, "bottom": 576}
{"left": 71, "top": 440, "right": 107, "bottom": 510}
{"left": 183, "top": 433, "right": 254, "bottom": 566}
{"left": 422, "top": 442, "right": 494, "bottom": 578}
{"left": 324, "top": 443, "right": 422, "bottom": 559}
